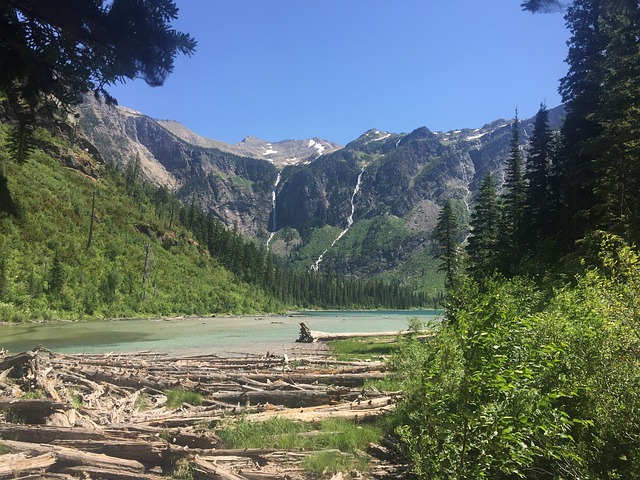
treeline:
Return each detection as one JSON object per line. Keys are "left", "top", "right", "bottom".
{"left": 109, "top": 150, "right": 430, "bottom": 310}
{"left": 405, "top": 2, "right": 640, "bottom": 478}
{"left": 175, "top": 194, "right": 431, "bottom": 310}
{"left": 435, "top": 2, "right": 639, "bottom": 286}
{"left": 0, "top": 127, "right": 285, "bottom": 320}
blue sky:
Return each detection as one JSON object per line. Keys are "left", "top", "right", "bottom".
{"left": 108, "top": 1, "right": 570, "bottom": 145}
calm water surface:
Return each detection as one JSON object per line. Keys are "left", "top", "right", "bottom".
{"left": 0, "top": 310, "right": 442, "bottom": 356}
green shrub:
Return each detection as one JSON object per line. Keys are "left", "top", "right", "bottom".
{"left": 164, "top": 389, "right": 203, "bottom": 409}
{"left": 391, "top": 238, "right": 640, "bottom": 479}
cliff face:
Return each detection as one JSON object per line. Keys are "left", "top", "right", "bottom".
{"left": 78, "top": 97, "right": 279, "bottom": 236}
{"left": 78, "top": 96, "right": 563, "bottom": 282}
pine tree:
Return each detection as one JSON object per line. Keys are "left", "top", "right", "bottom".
{"left": 48, "top": 250, "right": 65, "bottom": 295}
{"left": 501, "top": 111, "right": 527, "bottom": 269}
{"left": 0, "top": 256, "right": 7, "bottom": 300}
{"left": 555, "top": 0, "right": 606, "bottom": 245}
{"left": 467, "top": 172, "right": 502, "bottom": 280}
{"left": 590, "top": 0, "right": 640, "bottom": 244}
{"left": 523, "top": 104, "right": 554, "bottom": 247}
{"left": 432, "top": 199, "right": 464, "bottom": 290}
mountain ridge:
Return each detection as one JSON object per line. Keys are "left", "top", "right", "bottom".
{"left": 77, "top": 97, "right": 564, "bottom": 291}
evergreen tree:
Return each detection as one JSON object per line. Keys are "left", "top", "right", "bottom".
{"left": 1, "top": 1, "right": 196, "bottom": 162}
{"left": 467, "top": 172, "right": 502, "bottom": 280}
{"left": 555, "top": 0, "right": 606, "bottom": 245}
{"left": 432, "top": 199, "right": 464, "bottom": 290}
{"left": 125, "top": 154, "right": 142, "bottom": 194}
{"left": 48, "top": 250, "right": 65, "bottom": 295}
{"left": 501, "top": 111, "right": 527, "bottom": 270}
{"left": 523, "top": 103, "right": 554, "bottom": 247}
{"left": 590, "top": 1, "right": 640, "bottom": 244}
{"left": 0, "top": 256, "right": 7, "bottom": 300}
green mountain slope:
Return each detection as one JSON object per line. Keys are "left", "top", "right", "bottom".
{"left": 0, "top": 126, "right": 281, "bottom": 321}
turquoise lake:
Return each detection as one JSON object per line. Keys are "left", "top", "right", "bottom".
{"left": 0, "top": 310, "right": 443, "bottom": 357}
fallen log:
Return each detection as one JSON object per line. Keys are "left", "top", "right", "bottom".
{"left": 61, "top": 466, "right": 165, "bottom": 480}
{"left": 0, "top": 452, "right": 56, "bottom": 479}
{"left": 296, "top": 322, "right": 432, "bottom": 343}
{"left": 0, "top": 424, "right": 106, "bottom": 444}
{"left": 0, "top": 439, "right": 147, "bottom": 474}
{"left": 193, "top": 455, "right": 247, "bottom": 480}
{"left": 246, "top": 396, "right": 397, "bottom": 423}
{"left": 0, "top": 399, "right": 68, "bottom": 424}
{"left": 213, "top": 389, "right": 341, "bottom": 409}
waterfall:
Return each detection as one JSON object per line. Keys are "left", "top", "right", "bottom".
{"left": 460, "top": 160, "right": 473, "bottom": 243}
{"left": 266, "top": 172, "right": 282, "bottom": 249}
{"left": 311, "top": 167, "right": 365, "bottom": 273}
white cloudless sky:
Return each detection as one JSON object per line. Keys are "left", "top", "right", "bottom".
{"left": 108, "top": 1, "right": 570, "bottom": 145}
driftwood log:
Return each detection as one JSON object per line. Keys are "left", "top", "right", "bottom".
{"left": 0, "top": 344, "right": 403, "bottom": 479}
{"left": 296, "top": 321, "right": 433, "bottom": 343}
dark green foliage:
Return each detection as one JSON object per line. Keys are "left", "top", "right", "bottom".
{"left": 521, "top": 0, "right": 569, "bottom": 12}
{"left": 590, "top": 1, "right": 640, "bottom": 244}
{"left": 392, "top": 238, "right": 640, "bottom": 478}
{"left": 554, "top": 0, "right": 606, "bottom": 245}
{"left": 523, "top": 104, "right": 554, "bottom": 248}
{"left": 0, "top": 255, "right": 7, "bottom": 300}
{"left": 466, "top": 172, "right": 502, "bottom": 280}
{"left": 0, "top": 0, "right": 196, "bottom": 162}
{"left": 0, "top": 171, "right": 18, "bottom": 216}
{"left": 432, "top": 199, "right": 464, "bottom": 290}
{"left": 500, "top": 112, "right": 527, "bottom": 270}
{"left": 48, "top": 249, "right": 66, "bottom": 296}
{"left": 7, "top": 122, "right": 37, "bottom": 164}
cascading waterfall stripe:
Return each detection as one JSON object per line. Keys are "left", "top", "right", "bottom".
{"left": 311, "top": 167, "right": 365, "bottom": 272}
{"left": 266, "top": 172, "right": 282, "bottom": 249}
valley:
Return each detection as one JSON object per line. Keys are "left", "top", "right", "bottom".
{"left": 77, "top": 96, "right": 564, "bottom": 296}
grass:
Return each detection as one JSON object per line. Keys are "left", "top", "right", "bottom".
{"left": 164, "top": 389, "right": 203, "bottom": 409}
{"left": 218, "top": 417, "right": 311, "bottom": 450}
{"left": 303, "top": 449, "right": 371, "bottom": 475}
{"left": 217, "top": 416, "right": 384, "bottom": 474}
{"left": 328, "top": 336, "right": 397, "bottom": 361}
{"left": 22, "top": 389, "right": 45, "bottom": 399}
{"left": 0, "top": 443, "right": 11, "bottom": 455}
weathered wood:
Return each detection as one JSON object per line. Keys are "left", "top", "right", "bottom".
{"left": 246, "top": 396, "right": 397, "bottom": 423}
{"left": 296, "top": 322, "right": 435, "bottom": 343}
{"left": 61, "top": 466, "right": 164, "bottom": 480}
{"left": 0, "top": 399, "right": 68, "bottom": 424}
{"left": 0, "top": 452, "right": 56, "bottom": 479}
{"left": 193, "top": 455, "right": 247, "bottom": 480}
{"left": 0, "top": 424, "right": 106, "bottom": 443}
{"left": 0, "top": 439, "right": 147, "bottom": 473}
{"left": 0, "top": 346, "right": 403, "bottom": 479}
{"left": 296, "top": 322, "right": 315, "bottom": 343}
{"left": 0, "top": 350, "right": 37, "bottom": 373}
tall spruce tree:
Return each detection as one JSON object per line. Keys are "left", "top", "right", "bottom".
{"left": 555, "top": 0, "right": 606, "bottom": 246}
{"left": 467, "top": 172, "right": 502, "bottom": 280}
{"left": 501, "top": 111, "right": 527, "bottom": 270}
{"left": 433, "top": 199, "right": 464, "bottom": 290}
{"left": 590, "top": 0, "right": 640, "bottom": 244}
{"left": 524, "top": 104, "right": 554, "bottom": 247}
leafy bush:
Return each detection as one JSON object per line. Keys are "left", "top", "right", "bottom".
{"left": 391, "top": 244, "right": 640, "bottom": 479}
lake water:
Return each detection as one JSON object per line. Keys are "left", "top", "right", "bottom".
{"left": 0, "top": 310, "right": 443, "bottom": 357}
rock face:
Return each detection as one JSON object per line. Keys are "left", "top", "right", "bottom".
{"left": 77, "top": 96, "right": 563, "bottom": 279}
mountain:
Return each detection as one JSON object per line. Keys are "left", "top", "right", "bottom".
{"left": 157, "top": 119, "right": 342, "bottom": 167}
{"left": 77, "top": 97, "right": 564, "bottom": 293}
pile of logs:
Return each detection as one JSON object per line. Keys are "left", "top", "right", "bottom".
{"left": 0, "top": 345, "right": 403, "bottom": 479}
